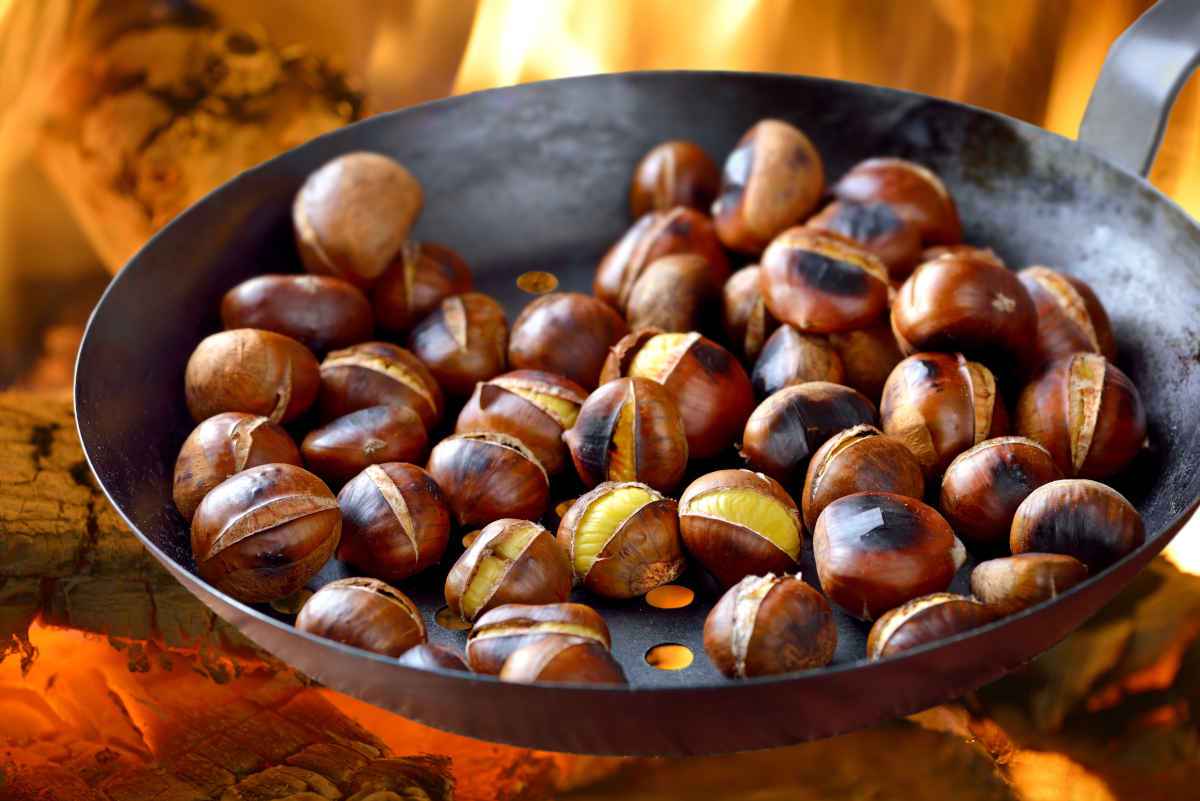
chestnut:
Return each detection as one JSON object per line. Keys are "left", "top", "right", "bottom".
{"left": 1010, "top": 479, "right": 1144, "bottom": 571}
{"left": 173, "top": 412, "right": 300, "bottom": 521}
{"left": 220, "top": 274, "right": 373, "bottom": 353}
{"left": 507, "top": 292, "right": 627, "bottom": 390}
{"left": 722, "top": 265, "right": 778, "bottom": 362}
{"left": 499, "top": 636, "right": 626, "bottom": 685}
{"left": 185, "top": 329, "right": 320, "bottom": 424}
{"left": 557, "top": 482, "right": 684, "bottom": 598}
{"left": 827, "top": 322, "right": 904, "bottom": 403}
{"left": 319, "top": 341, "right": 444, "bottom": 430}
{"left": 760, "top": 228, "right": 890, "bottom": 333}
{"left": 971, "top": 553, "right": 1089, "bottom": 615}
{"left": 465, "top": 602, "right": 610, "bottom": 674}
{"left": 1014, "top": 353, "right": 1146, "bottom": 479}
{"left": 832, "top": 157, "right": 961, "bottom": 244}
{"left": 1018, "top": 266, "right": 1116, "bottom": 370}
{"left": 629, "top": 139, "right": 720, "bottom": 218}
{"left": 443, "top": 518, "right": 571, "bottom": 623}
{"left": 600, "top": 330, "right": 754, "bottom": 459}
{"left": 408, "top": 292, "right": 508, "bottom": 398}
{"left": 336, "top": 463, "right": 450, "bottom": 582}
{"left": 880, "top": 353, "right": 1007, "bottom": 477}
{"left": 751, "top": 325, "right": 844, "bottom": 398}
{"left": 678, "top": 469, "right": 802, "bottom": 587}
{"left": 191, "top": 463, "right": 341, "bottom": 603}
{"left": 302, "top": 405, "right": 428, "bottom": 486}
{"left": 562, "top": 376, "right": 688, "bottom": 493}
{"left": 807, "top": 200, "right": 923, "bottom": 279}
{"left": 371, "top": 241, "right": 474, "bottom": 335}
{"left": 866, "top": 593, "right": 995, "bottom": 660}
{"left": 625, "top": 254, "right": 722, "bottom": 334}
{"left": 801, "top": 425, "right": 925, "bottom": 532}
{"left": 712, "top": 118, "right": 825, "bottom": 253}
{"left": 939, "top": 436, "right": 1062, "bottom": 547}
{"left": 703, "top": 573, "right": 837, "bottom": 678}
{"left": 397, "top": 643, "right": 470, "bottom": 671}
{"left": 921, "top": 245, "right": 1003, "bottom": 265}
{"left": 293, "top": 151, "right": 423, "bottom": 287}
{"left": 740, "top": 382, "right": 878, "bottom": 487}
{"left": 456, "top": 369, "right": 587, "bottom": 475}
{"left": 295, "top": 577, "right": 425, "bottom": 658}
{"left": 813, "top": 492, "right": 965, "bottom": 620}
{"left": 426, "top": 432, "right": 550, "bottom": 528}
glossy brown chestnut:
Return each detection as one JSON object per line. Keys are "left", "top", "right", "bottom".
{"left": 722, "top": 265, "right": 779, "bottom": 362}
{"left": 1010, "top": 479, "right": 1145, "bottom": 571}
{"left": 1015, "top": 353, "right": 1146, "bottom": 479}
{"left": 456, "top": 369, "right": 587, "bottom": 475}
{"left": 712, "top": 118, "right": 825, "bottom": 253}
{"left": 443, "top": 518, "right": 571, "bottom": 623}
{"left": 921, "top": 245, "right": 1003, "bottom": 265}
{"left": 302, "top": 405, "right": 428, "bottom": 486}
{"left": 751, "top": 325, "right": 844, "bottom": 398}
{"left": 1018, "top": 266, "right": 1117, "bottom": 369}
{"left": 408, "top": 292, "right": 509, "bottom": 398}
{"left": 466, "top": 602, "right": 611, "bottom": 675}
{"left": 371, "top": 241, "right": 474, "bottom": 335}
{"left": 507, "top": 292, "right": 628, "bottom": 390}
{"left": 833, "top": 157, "right": 961, "bottom": 244}
{"left": 397, "top": 643, "right": 470, "bottom": 671}
{"left": 557, "top": 482, "right": 684, "bottom": 598}
{"left": 173, "top": 412, "right": 301, "bottom": 521}
{"left": 336, "top": 463, "right": 450, "bottom": 582}
{"left": 318, "top": 341, "right": 444, "bottom": 430}
{"left": 426, "top": 432, "right": 550, "bottom": 528}
{"left": 679, "top": 469, "right": 803, "bottom": 587}
{"left": 293, "top": 151, "right": 423, "bottom": 287}
{"left": 807, "top": 199, "right": 923, "bottom": 279}
{"left": 760, "top": 227, "right": 890, "bottom": 333}
{"left": 801, "top": 425, "right": 925, "bottom": 532}
{"left": 498, "top": 636, "right": 626, "bottom": 685}
{"left": 630, "top": 139, "right": 720, "bottom": 218}
{"left": 826, "top": 322, "right": 905, "bottom": 403}
{"left": 939, "top": 436, "right": 1062, "bottom": 547}
{"left": 971, "top": 553, "right": 1089, "bottom": 615}
{"left": 866, "top": 593, "right": 995, "bottom": 659}
{"left": 703, "top": 573, "right": 837, "bottom": 678}
{"left": 295, "top": 577, "right": 425, "bottom": 658}
{"left": 191, "top": 463, "right": 341, "bottom": 603}
{"left": 600, "top": 330, "right": 754, "bottom": 459}
{"left": 880, "top": 353, "right": 1007, "bottom": 477}
{"left": 813, "top": 492, "right": 966, "bottom": 620}
{"left": 220, "top": 274, "right": 373, "bottom": 353}
{"left": 185, "top": 329, "right": 320, "bottom": 424}
{"left": 625, "top": 254, "right": 722, "bottom": 334}
{"left": 740, "top": 382, "right": 878, "bottom": 487}
{"left": 562, "top": 376, "right": 688, "bottom": 493}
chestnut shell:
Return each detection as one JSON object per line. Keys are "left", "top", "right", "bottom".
{"left": 801, "top": 425, "right": 925, "bottom": 532}
{"left": 408, "top": 292, "right": 509, "bottom": 398}
{"left": 629, "top": 139, "right": 720, "bottom": 217}
{"left": 302, "top": 405, "right": 428, "bottom": 486}
{"left": 832, "top": 157, "right": 961, "bottom": 244}
{"left": 866, "top": 593, "right": 995, "bottom": 660}
{"left": 507, "top": 292, "right": 628, "bottom": 390}
{"left": 1019, "top": 266, "right": 1116, "bottom": 370}
{"left": 751, "top": 325, "right": 845, "bottom": 398}
{"left": 318, "top": 341, "right": 444, "bottom": 430}
{"left": 185, "top": 329, "right": 320, "bottom": 424}
{"left": 466, "top": 602, "right": 611, "bottom": 675}
{"left": 426, "top": 432, "right": 550, "bottom": 528}
{"left": 372, "top": 241, "right": 474, "bottom": 335}
{"left": 220, "top": 274, "right": 373, "bottom": 353}
{"left": 1009, "top": 479, "right": 1145, "bottom": 571}
{"left": 295, "top": 576, "right": 425, "bottom": 658}
{"left": 971, "top": 553, "right": 1089, "bottom": 615}
{"left": 499, "top": 636, "right": 627, "bottom": 685}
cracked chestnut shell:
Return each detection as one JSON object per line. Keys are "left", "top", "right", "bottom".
{"left": 185, "top": 329, "right": 320, "bottom": 424}
{"left": 722, "top": 265, "right": 778, "bottom": 362}
{"left": 801, "top": 425, "right": 925, "bottom": 532}
{"left": 371, "top": 241, "right": 474, "bottom": 335}
{"left": 397, "top": 643, "right": 470, "bottom": 671}
{"left": 220, "top": 274, "right": 373, "bottom": 353}
{"left": 626, "top": 253, "right": 723, "bottom": 334}
{"left": 751, "top": 325, "right": 844, "bottom": 398}
{"left": 499, "top": 636, "right": 626, "bottom": 685}
{"left": 1019, "top": 266, "right": 1116, "bottom": 370}
{"left": 507, "top": 292, "right": 628, "bottom": 390}
{"left": 557, "top": 481, "right": 684, "bottom": 598}
{"left": 408, "top": 292, "right": 508, "bottom": 398}
{"left": 466, "top": 602, "right": 611, "bottom": 675}
{"left": 336, "top": 463, "right": 450, "bottom": 582}
{"left": 1010, "top": 479, "right": 1144, "bottom": 571}
{"left": 704, "top": 573, "right": 837, "bottom": 678}
{"left": 426, "top": 432, "right": 550, "bottom": 528}
{"left": 630, "top": 139, "right": 720, "bottom": 218}
{"left": 296, "top": 577, "right": 426, "bottom": 658}
{"left": 866, "top": 593, "right": 995, "bottom": 659}
{"left": 827, "top": 322, "right": 904, "bottom": 403}
{"left": 807, "top": 199, "right": 923, "bottom": 280}
{"left": 318, "top": 341, "right": 444, "bottom": 430}
{"left": 302, "top": 405, "right": 428, "bottom": 486}
{"left": 833, "top": 157, "right": 961, "bottom": 244}
{"left": 971, "top": 553, "right": 1089, "bottom": 615}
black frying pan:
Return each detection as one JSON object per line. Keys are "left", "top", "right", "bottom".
{"left": 74, "top": 1, "right": 1200, "bottom": 755}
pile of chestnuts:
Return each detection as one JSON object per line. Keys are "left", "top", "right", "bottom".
{"left": 175, "top": 120, "right": 1149, "bottom": 686}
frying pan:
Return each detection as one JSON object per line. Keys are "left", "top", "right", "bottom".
{"left": 74, "top": 0, "right": 1200, "bottom": 755}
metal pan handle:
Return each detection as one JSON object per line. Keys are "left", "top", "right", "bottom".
{"left": 1079, "top": 0, "right": 1200, "bottom": 177}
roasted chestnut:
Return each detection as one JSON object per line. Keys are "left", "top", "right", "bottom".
{"left": 832, "top": 157, "right": 961, "bottom": 244}
{"left": 801, "top": 425, "right": 925, "bottom": 532}
{"left": 630, "top": 139, "right": 720, "bottom": 217}
{"left": 302, "top": 405, "right": 428, "bottom": 486}
{"left": 220, "top": 274, "right": 373, "bottom": 353}
{"left": 456, "top": 369, "right": 587, "bottom": 475}
{"left": 600, "top": 330, "right": 754, "bottom": 459}
{"left": 827, "top": 322, "right": 904, "bottom": 403}
{"left": 466, "top": 602, "right": 611, "bottom": 674}
{"left": 740, "top": 382, "right": 878, "bottom": 487}
{"left": 557, "top": 482, "right": 684, "bottom": 598}
{"left": 921, "top": 245, "right": 1003, "bottom": 265}
{"left": 939, "top": 436, "right": 1062, "bottom": 547}
{"left": 722, "top": 265, "right": 778, "bottom": 362}
{"left": 713, "top": 118, "right": 825, "bottom": 253}
{"left": 751, "top": 325, "right": 844, "bottom": 397}
{"left": 626, "top": 253, "right": 722, "bottom": 334}
{"left": 866, "top": 593, "right": 995, "bottom": 659}
{"left": 813, "top": 492, "right": 965, "bottom": 620}
{"left": 760, "top": 227, "right": 890, "bottom": 333}
{"left": 880, "top": 352, "right": 1007, "bottom": 477}
{"left": 1018, "top": 266, "right": 1116, "bottom": 370}
{"left": 678, "top": 469, "right": 802, "bottom": 587}
{"left": 371, "top": 241, "right": 474, "bottom": 335}
{"left": 185, "top": 329, "right": 320, "bottom": 424}
{"left": 703, "top": 573, "right": 837, "bottom": 678}
{"left": 173, "top": 412, "right": 300, "bottom": 521}
{"left": 191, "top": 463, "right": 341, "bottom": 603}
{"left": 1010, "top": 479, "right": 1145, "bottom": 571}
{"left": 499, "top": 636, "right": 626, "bottom": 685}
{"left": 336, "top": 463, "right": 450, "bottom": 582}
{"left": 293, "top": 151, "right": 423, "bottom": 287}
{"left": 507, "top": 292, "right": 628, "bottom": 390}
{"left": 408, "top": 292, "right": 509, "bottom": 398}
{"left": 295, "top": 577, "right": 425, "bottom": 657}
{"left": 443, "top": 518, "right": 571, "bottom": 623}
{"left": 807, "top": 199, "right": 923, "bottom": 279}
{"left": 318, "top": 341, "right": 444, "bottom": 430}
{"left": 426, "top": 432, "right": 550, "bottom": 528}
{"left": 397, "top": 643, "right": 470, "bottom": 671}
{"left": 1015, "top": 352, "right": 1146, "bottom": 479}
{"left": 562, "top": 376, "right": 688, "bottom": 493}
{"left": 971, "top": 553, "right": 1089, "bottom": 615}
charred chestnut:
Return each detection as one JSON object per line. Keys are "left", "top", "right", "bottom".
{"left": 827, "top": 322, "right": 904, "bottom": 403}
{"left": 866, "top": 593, "right": 995, "bottom": 659}
{"left": 626, "top": 254, "right": 722, "bottom": 334}
{"left": 302, "top": 405, "right": 428, "bottom": 486}
{"left": 722, "top": 265, "right": 778, "bottom": 362}
{"left": 751, "top": 325, "right": 844, "bottom": 397}
{"left": 295, "top": 577, "right": 425, "bottom": 658}
{"left": 971, "top": 553, "right": 1088, "bottom": 615}
{"left": 1010, "top": 479, "right": 1145, "bottom": 571}
{"left": 408, "top": 292, "right": 508, "bottom": 398}
{"left": 630, "top": 139, "right": 720, "bottom": 218}
{"left": 801, "top": 425, "right": 925, "bottom": 532}
{"left": 499, "top": 636, "right": 626, "bottom": 685}
{"left": 220, "top": 274, "right": 373, "bottom": 353}
{"left": 1018, "top": 266, "right": 1116, "bottom": 370}
{"left": 397, "top": 643, "right": 470, "bottom": 671}
{"left": 185, "top": 329, "right": 320, "bottom": 424}
{"left": 507, "top": 292, "right": 628, "bottom": 390}
{"left": 466, "top": 602, "right": 611, "bottom": 674}
{"left": 807, "top": 199, "right": 923, "bottom": 279}
{"left": 833, "top": 157, "right": 961, "bottom": 244}
{"left": 318, "top": 341, "right": 444, "bottom": 430}
{"left": 426, "top": 432, "right": 550, "bottom": 528}
{"left": 372, "top": 242, "right": 474, "bottom": 335}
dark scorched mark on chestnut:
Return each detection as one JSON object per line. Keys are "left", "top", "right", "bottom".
{"left": 828, "top": 496, "right": 923, "bottom": 551}
{"left": 690, "top": 339, "right": 736, "bottom": 377}
{"left": 785, "top": 251, "right": 868, "bottom": 297}
{"left": 990, "top": 454, "right": 1031, "bottom": 499}
{"left": 830, "top": 201, "right": 904, "bottom": 239}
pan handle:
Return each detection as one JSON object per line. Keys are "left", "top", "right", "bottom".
{"left": 1078, "top": 0, "right": 1200, "bottom": 177}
